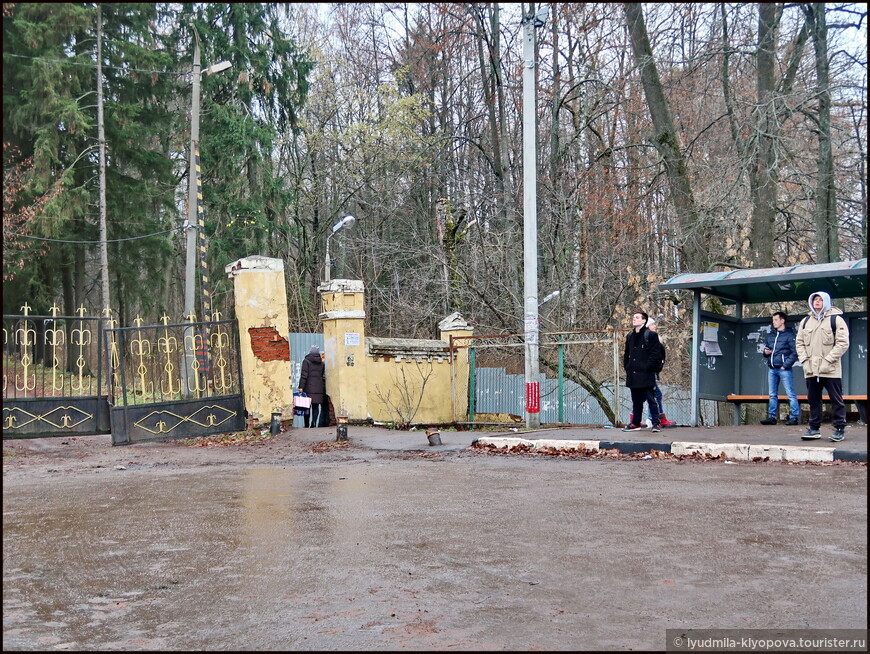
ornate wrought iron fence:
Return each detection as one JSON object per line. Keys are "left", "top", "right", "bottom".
{"left": 3, "top": 306, "right": 110, "bottom": 437}
{"left": 105, "top": 312, "right": 245, "bottom": 445}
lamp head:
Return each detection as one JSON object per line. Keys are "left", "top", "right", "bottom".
{"left": 533, "top": 5, "right": 549, "bottom": 27}
{"left": 204, "top": 60, "right": 232, "bottom": 76}
{"left": 332, "top": 214, "right": 355, "bottom": 233}
{"left": 541, "top": 290, "right": 561, "bottom": 305}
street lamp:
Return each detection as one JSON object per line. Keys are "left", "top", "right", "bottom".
{"left": 184, "top": 33, "right": 231, "bottom": 324}
{"left": 521, "top": 4, "right": 547, "bottom": 429}
{"left": 324, "top": 214, "right": 355, "bottom": 282}
{"left": 540, "top": 289, "right": 560, "bottom": 306}
{"left": 182, "top": 27, "right": 231, "bottom": 394}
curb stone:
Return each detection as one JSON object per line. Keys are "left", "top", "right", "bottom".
{"left": 472, "top": 436, "right": 865, "bottom": 463}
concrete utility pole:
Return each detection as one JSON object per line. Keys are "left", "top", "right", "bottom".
{"left": 522, "top": 4, "right": 548, "bottom": 429}
{"left": 182, "top": 29, "right": 230, "bottom": 396}
{"left": 183, "top": 30, "right": 202, "bottom": 329}
{"left": 97, "top": 4, "right": 110, "bottom": 315}
{"left": 181, "top": 30, "right": 203, "bottom": 396}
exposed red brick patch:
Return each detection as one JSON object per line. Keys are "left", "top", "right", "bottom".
{"left": 248, "top": 326, "right": 290, "bottom": 362}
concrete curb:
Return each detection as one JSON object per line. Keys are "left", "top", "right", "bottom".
{"left": 472, "top": 436, "right": 866, "bottom": 463}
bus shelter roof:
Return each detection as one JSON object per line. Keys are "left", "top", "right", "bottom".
{"left": 658, "top": 259, "right": 867, "bottom": 304}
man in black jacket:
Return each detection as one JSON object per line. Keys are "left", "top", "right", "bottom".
{"left": 623, "top": 311, "right": 663, "bottom": 432}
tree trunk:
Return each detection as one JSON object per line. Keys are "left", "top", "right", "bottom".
{"left": 97, "top": 4, "right": 111, "bottom": 314}
{"left": 805, "top": 3, "right": 838, "bottom": 262}
{"left": 749, "top": 2, "right": 778, "bottom": 267}
{"left": 622, "top": 3, "right": 707, "bottom": 272}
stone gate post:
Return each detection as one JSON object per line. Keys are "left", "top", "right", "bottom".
{"left": 318, "top": 279, "right": 368, "bottom": 421}
{"left": 225, "top": 256, "right": 294, "bottom": 425}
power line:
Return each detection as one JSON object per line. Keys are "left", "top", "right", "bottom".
{"left": 5, "top": 226, "right": 184, "bottom": 244}
{"left": 3, "top": 52, "right": 190, "bottom": 77}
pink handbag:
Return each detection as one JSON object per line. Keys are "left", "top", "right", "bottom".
{"left": 294, "top": 395, "right": 312, "bottom": 409}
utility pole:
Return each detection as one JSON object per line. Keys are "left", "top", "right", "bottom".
{"left": 181, "top": 30, "right": 231, "bottom": 396}
{"left": 97, "top": 4, "right": 110, "bottom": 315}
{"left": 522, "top": 4, "right": 547, "bottom": 429}
{"left": 181, "top": 29, "right": 203, "bottom": 396}
{"left": 184, "top": 30, "right": 202, "bottom": 327}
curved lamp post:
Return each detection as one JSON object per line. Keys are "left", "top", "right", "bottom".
{"left": 324, "top": 214, "right": 355, "bottom": 282}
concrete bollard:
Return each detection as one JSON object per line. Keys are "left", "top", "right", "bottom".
{"left": 270, "top": 412, "right": 282, "bottom": 435}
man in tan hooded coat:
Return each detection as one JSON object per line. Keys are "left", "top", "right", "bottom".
{"left": 795, "top": 291, "right": 850, "bottom": 442}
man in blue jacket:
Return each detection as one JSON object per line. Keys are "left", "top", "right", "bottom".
{"left": 760, "top": 311, "right": 800, "bottom": 425}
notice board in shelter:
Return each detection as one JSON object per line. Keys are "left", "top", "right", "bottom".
{"left": 697, "top": 312, "right": 738, "bottom": 400}
{"left": 699, "top": 311, "right": 867, "bottom": 399}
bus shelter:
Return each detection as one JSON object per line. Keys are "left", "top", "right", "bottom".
{"left": 658, "top": 259, "right": 867, "bottom": 426}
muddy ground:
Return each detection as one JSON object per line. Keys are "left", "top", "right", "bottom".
{"left": 4, "top": 428, "right": 867, "bottom": 650}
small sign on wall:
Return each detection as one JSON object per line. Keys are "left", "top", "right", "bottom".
{"left": 344, "top": 332, "right": 360, "bottom": 346}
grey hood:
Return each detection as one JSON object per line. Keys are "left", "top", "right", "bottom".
{"left": 808, "top": 291, "right": 832, "bottom": 319}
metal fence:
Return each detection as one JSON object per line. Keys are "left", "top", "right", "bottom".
{"left": 465, "top": 328, "right": 719, "bottom": 426}
{"left": 3, "top": 310, "right": 110, "bottom": 437}
{"left": 105, "top": 315, "right": 245, "bottom": 444}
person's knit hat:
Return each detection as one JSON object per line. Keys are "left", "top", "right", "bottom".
{"left": 310, "top": 345, "right": 320, "bottom": 354}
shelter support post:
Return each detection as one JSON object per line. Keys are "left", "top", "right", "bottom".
{"left": 733, "top": 300, "right": 743, "bottom": 426}
{"left": 691, "top": 291, "right": 700, "bottom": 426}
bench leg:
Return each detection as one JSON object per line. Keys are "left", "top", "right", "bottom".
{"left": 733, "top": 402, "right": 741, "bottom": 426}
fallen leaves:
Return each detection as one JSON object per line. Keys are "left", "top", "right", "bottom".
{"left": 310, "top": 440, "right": 350, "bottom": 453}
{"left": 179, "top": 430, "right": 273, "bottom": 447}
{"left": 468, "top": 441, "right": 866, "bottom": 466}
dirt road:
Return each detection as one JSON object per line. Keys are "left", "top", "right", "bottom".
{"left": 3, "top": 428, "right": 867, "bottom": 650}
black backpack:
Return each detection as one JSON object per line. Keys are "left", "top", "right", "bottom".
{"left": 800, "top": 315, "right": 840, "bottom": 344}
{"left": 643, "top": 329, "right": 666, "bottom": 373}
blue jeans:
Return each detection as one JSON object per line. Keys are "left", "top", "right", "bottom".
{"left": 647, "top": 384, "right": 664, "bottom": 421}
{"left": 767, "top": 368, "right": 799, "bottom": 420}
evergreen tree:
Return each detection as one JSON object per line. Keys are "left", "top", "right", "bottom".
{"left": 3, "top": 3, "right": 185, "bottom": 320}
{"left": 175, "top": 3, "right": 313, "bottom": 315}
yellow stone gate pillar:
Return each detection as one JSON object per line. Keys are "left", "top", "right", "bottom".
{"left": 225, "top": 256, "right": 294, "bottom": 425}
{"left": 318, "top": 279, "right": 368, "bottom": 421}
{"left": 439, "top": 312, "right": 474, "bottom": 422}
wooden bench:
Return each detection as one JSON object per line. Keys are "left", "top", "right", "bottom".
{"left": 726, "top": 394, "right": 867, "bottom": 425}
{"left": 727, "top": 395, "right": 867, "bottom": 403}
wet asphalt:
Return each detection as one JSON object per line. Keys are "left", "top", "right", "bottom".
{"left": 3, "top": 425, "right": 867, "bottom": 650}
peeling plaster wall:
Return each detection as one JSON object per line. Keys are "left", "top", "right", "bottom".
{"left": 319, "top": 280, "right": 368, "bottom": 420}
{"left": 249, "top": 327, "right": 291, "bottom": 362}
{"left": 228, "top": 260, "right": 294, "bottom": 424}
{"left": 366, "top": 355, "right": 453, "bottom": 423}
{"left": 319, "top": 280, "right": 473, "bottom": 425}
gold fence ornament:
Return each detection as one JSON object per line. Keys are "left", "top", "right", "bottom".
{"left": 105, "top": 315, "right": 121, "bottom": 394}
{"left": 14, "top": 315, "right": 36, "bottom": 395}
{"left": 158, "top": 320, "right": 181, "bottom": 396}
{"left": 184, "top": 327, "right": 207, "bottom": 394}
{"left": 70, "top": 307, "right": 92, "bottom": 394}
{"left": 211, "top": 321, "right": 232, "bottom": 392}
{"left": 45, "top": 316, "right": 66, "bottom": 392}
{"left": 130, "top": 315, "right": 154, "bottom": 398}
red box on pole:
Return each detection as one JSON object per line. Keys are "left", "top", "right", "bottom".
{"left": 525, "top": 381, "right": 540, "bottom": 413}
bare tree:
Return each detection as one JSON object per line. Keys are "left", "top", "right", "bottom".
{"left": 804, "top": 2, "right": 839, "bottom": 262}
{"left": 622, "top": 2, "right": 709, "bottom": 272}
